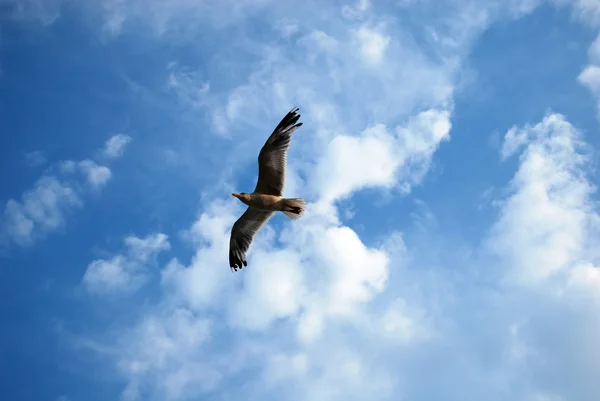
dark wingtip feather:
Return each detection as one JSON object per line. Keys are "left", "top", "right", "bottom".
{"left": 269, "top": 107, "right": 303, "bottom": 138}
{"left": 228, "top": 251, "right": 247, "bottom": 271}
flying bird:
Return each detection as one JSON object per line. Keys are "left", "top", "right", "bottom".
{"left": 229, "top": 107, "right": 306, "bottom": 271}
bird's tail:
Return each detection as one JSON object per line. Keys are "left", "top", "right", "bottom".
{"left": 281, "top": 198, "right": 307, "bottom": 220}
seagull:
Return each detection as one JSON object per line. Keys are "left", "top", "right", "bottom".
{"left": 229, "top": 107, "right": 306, "bottom": 271}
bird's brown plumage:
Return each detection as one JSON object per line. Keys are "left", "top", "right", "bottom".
{"left": 254, "top": 108, "right": 302, "bottom": 196}
{"left": 229, "top": 208, "right": 274, "bottom": 270}
{"left": 229, "top": 107, "right": 304, "bottom": 271}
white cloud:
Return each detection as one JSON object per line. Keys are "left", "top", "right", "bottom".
{"left": 314, "top": 226, "right": 388, "bottom": 317}
{"left": 229, "top": 249, "right": 306, "bottom": 331}
{"left": 83, "top": 233, "right": 170, "bottom": 294}
{"left": 1, "top": 176, "right": 82, "bottom": 247}
{"left": 103, "top": 134, "right": 133, "bottom": 158}
{"left": 126, "top": 233, "right": 171, "bottom": 261}
{"left": 577, "top": 28, "right": 600, "bottom": 118}
{"left": 116, "top": 307, "right": 217, "bottom": 401}
{"left": 315, "top": 124, "right": 398, "bottom": 201}
{"left": 553, "top": 0, "right": 600, "bottom": 27}
{"left": 588, "top": 34, "right": 600, "bottom": 64}
{"left": 83, "top": 256, "right": 142, "bottom": 294}
{"left": 579, "top": 64, "right": 600, "bottom": 91}
{"left": 353, "top": 25, "right": 390, "bottom": 65}
{"left": 579, "top": 65, "right": 600, "bottom": 115}
{"left": 0, "top": 161, "right": 113, "bottom": 247}
{"left": 200, "top": 5, "right": 458, "bottom": 141}
{"left": 341, "top": 0, "right": 371, "bottom": 20}
{"left": 78, "top": 160, "right": 112, "bottom": 188}
{"left": 316, "top": 109, "right": 451, "bottom": 202}
{"left": 1, "top": 142, "right": 119, "bottom": 249}
{"left": 160, "top": 200, "right": 239, "bottom": 310}
{"left": 490, "top": 113, "right": 593, "bottom": 284}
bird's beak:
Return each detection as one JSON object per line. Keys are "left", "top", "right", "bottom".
{"left": 231, "top": 193, "right": 241, "bottom": 199}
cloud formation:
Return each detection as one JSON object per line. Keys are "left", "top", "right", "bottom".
{"left": 316, "top": 109, "right": 451, "bottom": 202}
{"left": 1, "top": 136, "right": 130, "bottom": 249}
{"left": 83, "top": 233, "right": 170, "bottom": 294}
{"left": 1, "top": 176, "right": 82, "bottom": 247}
{"left": 103, "top": 134, "right": 133, "bottom": 159}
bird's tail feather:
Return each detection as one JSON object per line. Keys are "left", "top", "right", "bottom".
{"left": 281, "top": 198, "right": 307, "bottom": 220}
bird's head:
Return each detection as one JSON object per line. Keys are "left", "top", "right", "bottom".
{"left": 232, "top": 192, "right": 251, "bottom": 203}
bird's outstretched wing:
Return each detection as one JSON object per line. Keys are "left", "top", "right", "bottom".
{"left": 229, "top": 207, "right": 274, "bottom": 271}
{"left": 254, "top": 107, "right": 303, "bottom": 196}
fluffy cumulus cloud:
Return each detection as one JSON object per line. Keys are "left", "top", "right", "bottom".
{"left": 316, "top": 109, "right": 451, "bottom": 202}
{"left": 353, "top": 25, "right": 390, "bottom": 65}
{"left": 95, "top": 193, "right": 401, "bottom": 400}
{"left": 6, "top": 1, "right": 600, "bottom": 401}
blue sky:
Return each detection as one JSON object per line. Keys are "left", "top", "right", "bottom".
{"left": 2, "top": 0, "right": 600, "bottom": 400}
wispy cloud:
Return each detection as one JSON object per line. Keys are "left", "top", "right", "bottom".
{"left": 1, "top": 135, "right": 131, "bottom": 249}
{"left": 479, "top": 112, "right": 600, "bottom": 400}
{"left": 83, "top": 233, "right": 170, "bottom": 294}
{"left": 1, "top": 176, "right": 82, "bottom": 247}
{"left": 103, "top": 134, "right": 133, "bottom": 159}
{"left": 491, "top": 113, "right": 594, "bottom": 284}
